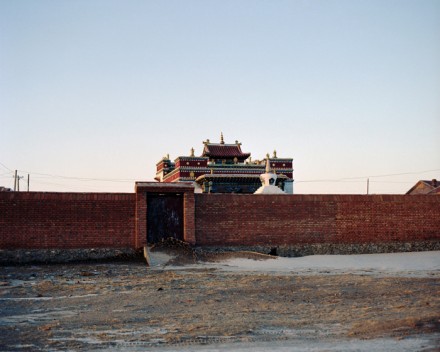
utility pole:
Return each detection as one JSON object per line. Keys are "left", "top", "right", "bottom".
{"left": 12, "top": 170, "right": 27, "bottom": 192}
{"left": 17, "top": 175, "right": 23, "bottom": 191}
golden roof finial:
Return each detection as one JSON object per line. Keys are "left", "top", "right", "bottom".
{"left": 190, "top": 147, "right": 195, "bottom": 157}
{"left": 273, "top": 150, "right": 277, "bottom": 158}
{"left": 220, "top": 132, "right": 224, "bottom": 144}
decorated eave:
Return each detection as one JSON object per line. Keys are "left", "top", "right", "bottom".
{"left": 195, "top": 173, "right": 288, "bottom": 184}
{"left": 176, "top": 156, "right": 208, "bottom": 161}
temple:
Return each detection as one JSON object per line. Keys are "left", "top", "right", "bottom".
{"left": 155, "top": 134, "right": 294, "bottom": 193}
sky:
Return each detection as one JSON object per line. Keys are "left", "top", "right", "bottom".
{"left": 1, "top": 0, "right": 439, "bottom": 194}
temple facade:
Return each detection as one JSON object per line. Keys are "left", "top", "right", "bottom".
{"left": 155, "top": 134, "right": 294, "bottom": 194}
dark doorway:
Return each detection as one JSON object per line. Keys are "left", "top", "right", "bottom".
{"left": 147, "top": 193, "right": 184, "bottom": 243}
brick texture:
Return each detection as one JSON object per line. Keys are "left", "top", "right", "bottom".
{"left": 194, "top": 194, "right": 440, "bottom": 246}
{"left": 0, "top": 192, "right": 135, "bottom": 249}
{"left": 1, "top": 191, "right": 439, "bottom": 252}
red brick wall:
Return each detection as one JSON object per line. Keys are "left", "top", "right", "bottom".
{"left": 0, "top": 192, "right": 136, "bottom": 249}
{"left": 194, "top": 194, "right": 440, "bottom": 246}
{"left": 2, "top": 191, "right": 439, "bottom": 252}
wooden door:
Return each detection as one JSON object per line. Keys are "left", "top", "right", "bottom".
{"left": 147, "top": 193, "right": 184, "bottom": 243}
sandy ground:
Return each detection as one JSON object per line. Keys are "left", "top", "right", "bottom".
{"left": 0, "top": 249, "right": 439, "bottom": 351}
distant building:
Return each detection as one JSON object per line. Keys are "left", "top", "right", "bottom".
{"left": 406, "top": 179, "right": 440, "bottom": 195}
{"left": 155, "top": 134, "right": 294, "bottom": 193}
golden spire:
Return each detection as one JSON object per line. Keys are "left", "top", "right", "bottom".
{"left": 273, "top": 150, "right": 277, "bottom": 158}
{"left": 190, "top": 147, "right": 195, "bottom": 157}
{"left": 220, "top": 132, "right": 224, "bottom": 144}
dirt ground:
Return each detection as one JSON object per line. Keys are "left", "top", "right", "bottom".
{"left": 0, "top": 248, "right": 439, "bottom": 351}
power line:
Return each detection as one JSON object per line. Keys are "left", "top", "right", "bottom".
{"left": 17, "top": 170, "right": 137, "bottom": 183}
{"left": 0, "top": 161, "right": 13, "bottom": 172}
{"left": 19, "top": 167, "right": 440, "bottom": 184}
{"left": 296, "top": 180, "right": 415, "bottom": 184}
{"left": 296, "top": 179, "right": 365, "bottom": 183}
{"left": 369, "top": 180, "right": 415, "bottom": 184}
{"left": 31, "top": 179, "right": 109, "bottom": 192}
{"left": 295, "top": 168, "right": 440, "bottom": 184}
{"left": 2, "top": 164, "right": 438, "bottom": 190}
{"left": 338, "top": 169, "right": 440, "bottom": 181}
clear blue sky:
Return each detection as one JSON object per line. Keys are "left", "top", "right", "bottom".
{"left": 1, "top": 0, "right": 439, "bottom": 193}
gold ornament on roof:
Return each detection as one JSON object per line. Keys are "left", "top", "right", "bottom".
{"left": 220, "top": 132, "right": 225, "bottom": 144}
{"left": 190, "top": 147, "right": 195, "bottom": 157}
{"left": 273, "top": 150, "right": 277, "bottom": 158}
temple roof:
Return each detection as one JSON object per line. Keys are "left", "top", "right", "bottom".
{"left": 202, "top": 143, "right": 250, "bottom": 159}
{"left": 200, "top": 133, "right": 250, "bottom": 160}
